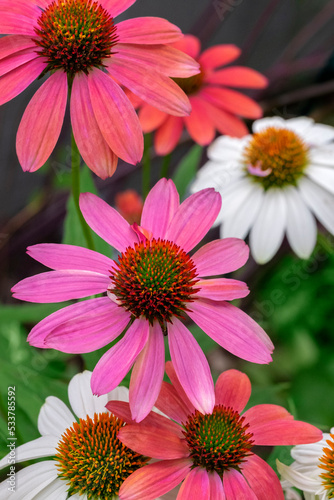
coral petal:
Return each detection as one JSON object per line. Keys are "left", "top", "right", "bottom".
{"left": 0, "top": 57, "right": 46, "bottom": 105}
{"left": 214, "top": 369, "right": 251, "bottom": 412}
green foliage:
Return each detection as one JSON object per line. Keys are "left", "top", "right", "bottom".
{"left": 172, "top": 145, "right": 202, "bottom": 200}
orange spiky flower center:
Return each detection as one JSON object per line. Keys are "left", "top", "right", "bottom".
{"left": 34, "top": 0, "right": 118, "bottom": 76}
{"left": 183, "top": 405, "right": 254, "bottom": 476}
{"left": 55, "top": 412, "right": 149, "bottom": 500}
{"left": 244, "top": 127, "right": 309, "bottom": 189}
{"left": 319, "top": 433, "right": 334, "bottom": 498}
{"left": 109, "top": 238, "right": 199, "bottom": 326}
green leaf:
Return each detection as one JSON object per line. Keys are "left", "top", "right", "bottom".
{"left": 172, "top": 145, "right": 202, "bottom": 200}
{"left": 0, "top": 303, "right": 70, "bottom": 323}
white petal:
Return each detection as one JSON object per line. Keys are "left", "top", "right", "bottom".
{"left": 283, "top": 186, "right": 317, "bottom": 259}
{"left": 0, "top": 436, "right": 58, "bottom": 470}
{"left": 107, "top": 386, "right": 129, "bottom": 404}
{"left": 252, "top": 116, "right": 286, "bottom": 132}
{"left": 310, "top": 146, "right": 334, "bottom": 167}
{"left": 33, "top": 478, "right": 68, "bottom": 500}
{"left": 219, "top": 176, "right": 257, "bottom": 221}
{"left": 221, "top": 183, "right": 264, "bottom": 239}
{"left": 277, "top": 460, "right": 320, "bottom": 493}
{"left": 298, "top": 176, "right": 334, "bottom": 234}
{"left": 250, "top": 188, "right": 287, "bottom": 264}
{"left": 68, "top": 370, "right": 105, "bottom": 419}
{"left": 38, "top": 396, "right": 76, "bottom": 437}
{"left": 207, "top": 134, "right": 249, "bottom": 162}
{"left": 0, "top": 462, "right": 58, "bottom": 500}
{"left": 190, "top": 160, "right": 243, "bottom": 194}
{"left": 307, "top": 164, "right": 334, "bottom": 195}
{"left": 303, "top": 122, "right": 334, "bottom": 145}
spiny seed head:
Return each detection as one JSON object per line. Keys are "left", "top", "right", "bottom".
{"left": 244, "top": 127, "right": 309, "bottom": 189}
{"left": 183, "top": 405, "right": 254, "bottom": 476}
{"left": 319, "top": 433, "right": 334, "bottom": 498}
{"left": 109, "top": 238, "right": 199, "bottom": 326}
{"left": 55, "top": 412, "right": 149, "bottom": 499}
{"left": 34, "top": 0, "right": 118, "bottom": 76}
{"left": 173, "top": 68, "right": 204, "bottom": 96}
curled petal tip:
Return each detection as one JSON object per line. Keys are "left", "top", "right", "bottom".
{"left": 247, "top": 161, "right": 272, "bottom": 177}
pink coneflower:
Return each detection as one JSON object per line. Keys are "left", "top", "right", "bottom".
{"left": 12, "top": 179, "right": 274, "bottom": 422}
{"left": 0, "top": 0, "right": 199, "bottom": 178}
{"left": 108, "top": 363, "right": 323, "bottom": 500}
{"left": 134, "top": 34, "right": 267, "bottom": 155}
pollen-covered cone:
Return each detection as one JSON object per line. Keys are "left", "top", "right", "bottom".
{"left": 12, "top": 179, "right": 274, "bottom": 423}
{"left": 0, "top": 0, "right": 199, "bottom": 178}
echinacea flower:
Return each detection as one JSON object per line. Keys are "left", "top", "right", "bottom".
{"left": 134, "top": 34, "right": 267, "bottom": 155}
{"left": 0, "top": 371, "right": 151, "bottom": 500}
{"left": 0, "top": 0, "right": 199, "bottom": 178}
{"left": 278, "top": 427, "right": 334, "bottom": 500}
{"left": 114, "top": 189, "right": 143, "bottom": 225}
{"left": 191, "top": 116, "right": 334, "bottom": 264}
{"left": 107, "top": 363, "right": 322, "bottom": 500}
{"left": 12, "top": 178, "right": 274, "bottom": 422}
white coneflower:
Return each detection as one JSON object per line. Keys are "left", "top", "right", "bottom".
{"left": 191, "top": 117, "right": 334, "bottom": 264}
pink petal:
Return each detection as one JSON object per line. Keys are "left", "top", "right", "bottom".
{"left": 112, "top": 43, "right": 199, "bottom": 77}
{"left": 165, "top": 361, "right": 196, "bottom": 414}
{"left": 71, "top": 73, "right": 118, "bottom": 179}
{"left": 91, "top": 318, "right": 149, "bottom": 395}
{"left": 106, "top": 400, "right": 184, "bottom": 437}
{"left": 199, "top": 44, "right": 241, "bottom": 70}
{"left": 177, "top": 467, "right": 210, "bottom": 500}
{"left": 0, "top": 48, "right": 37, "bottom": 76}
{"left": 88, "top": 68, "right": 143, "bottom": 164}
{"left": 208, "top": 470, "right": 225, "bottom": 500}
{"left": 0, "top": 11, "right": 37, "bottom": 35}
{"left": 241, "top": 454, "right": 284, "bottom": 500}
{"left": 107, "top": 57, "right": 192, "bottom": 117}
{"left": 201, "top": 87, "right": 263, "bottom": 119}
{"left": 196, "top": 278, "right": 249, "bottom": 301}
{"left": 27, "top": 297, "right": 129, "bottom": 349}
{"left": 119, "top": 459, "right": 192, "bottom": 500}
{"left": 79, "top": 192, "right": 137, "bottom": 252}
{"left": 203, "top": 98, "right": 249, "bottom": 137}
{"left": 0, "top": 57, "right": 46, "bottom": 105}
{"left": 139, "top": 103, "right": 167, "bottom": 133}
{"left": 129, "top": 322, "right": 165, "bottom": 422}
{"left": 188, "top": 300, "right": 274, "bottom": 364}
{"left": 223, "top": 469, "right": 258, "bottom": 499}
{"left": 118, "top": 425, "right": 189, "bottom": 459}
{"left": 173, "top": 34, "right": 201, "bottom": 59}
{"left": 0, "top": 35, "right": 36, "bottom": 59}
{"left": 207, "top": 67, "right": 268, "bottom": 88}
{"left": 165, "top": 189, "right": 221, "bottom": 253}
{"left": 168, "top": 319, "right": 215, "bottom": 415}
{"left": 141, "top": 178, "right": 179, "bottom": 239}
{"left": 0, "top": 0, "right": 40, "bottom": 19}
{"left": 154, "top": 115, "right": 184, "bottom": 155}
{"left": 192, "top": 238, "right": 249, "bottom": 277}
{"left": 27, "top": 243, "right": 114, "bottom": 274}
{"left": 99, "top": 0, "right": 136, "bottom": 18}
{"left": 116, "top": 17, "right": 182, "bottom": 44}
{"left": 16, "top": 71, "right": 67, "bottom": 172}
{"left": 12, "top": 270, "right": 109, "bottom": 303}
{"left": 155, "top": 381, "right": 192, "bottom": 425}
{"left": 184, "top": 97, "right": 215, "bottom": 145}
{"left": 215, "top": 369, "right": 251, "bottom": 413}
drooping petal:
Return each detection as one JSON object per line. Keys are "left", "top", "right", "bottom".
{"left": 79, "top": 192, "right": 137, "bottom": 252}
{"left": 0, "top": 11, "right": 37, "bottom": 35}
{"left": 154, "top": 115, "right": 184, "bottom": 155}
{"left": 276, "top": 460, "right": 320, "bottom": 493}
{"left": 100, "top": 0, "right": 136, "bottom": 18}
{"left": 168, "top": 319, "right": 215, "bottom": 415}
{"left": 208, "top": 470, "right": 225, "bottom": 500}
{"left": 223, "top": 468, "right": 258, "bottom": 499}
{"left": 91, "top": 318, "right": 149, "bottom": 395}
{"left": 192, "top": 238, "right": 249, "bottom": 277}
{"left": 29, "top": 478, "right": 69, "bottom": 500}
{"left": 69, "top": 371, "right": 109, "bottom": 419}
{"left": 199, "top": 44, "right": 241, "bottom": 70}
{"left": 0, "top": 34, "right": 36, "bottom": 59}
{"left": 155, "top": 381, "right": 192, "bottom": 425}
{"left": 0, "top": 462, "right": 58, "bottom": 499}
{"left": 177, "top": 467, "right": 210, "bottom": 500}
{"left": 165, "top": 361, "right": 196, "bottom": 415}
{"left": 0, "top": 436, "right": 58, "bottom": 469}
{"left": 201, "top": 87, "right": 263, "bottom": 119}
{"left": 0, "top": 47, "right": 37, "bottom": 77}
{"left": 165, "top": 189, "right": 221, "bottom": 252}
{"left": 12, "top": 270, "right": 110, "bottom": 303}
{"left": 195, "top": 278, "right": 249, "bottom": 301}
{"left": 118, "top": 425, "right": 189, "bottom": 460}
{"left": 0, "top": 0, "right": 40, "bottom": 18}
{"left": 188, "top": 300, "right": 273, "bottom": 364}
{"left": 16, "top": 71, "right": 67, "bottom": 172}
{"left": 298, "top": 176, "right": 334, "bottom": 234}
{"left": 204, "top": 98, "right": 249, "bottom": 137}
{"left": 116, "top": 17, "right": 182, "bottom": 44}
{"left": 214, "top": 369, "right": 251, "bottom": 413}
{"left": 38, "top": 396, "right": 76, "bottom": 436}
{"left": 242, "top": 454, "right": 284, "bottom": 500}
{"left": 0, "top": 57, "right": 46, "bottom": 106}
{"left": 27, "top": 243, "right": 114, "bottom": 274}
{"left": 140, "top": 178, "right": 180, "bottom": 239}
{"left": 207, "top": 67, "right": 268, "bottom": 88}
{"left": 184, "top": 96, "right": 215, "bottom": 145}
{"left": 173, "top": 34, "right": 201, "bottom": 59}
{"left": 71, "top": 72, "right": 118, "bottom": 179}
{"left": 129, "top": 322, "right": 165, "bottom": 422}
{"left": 88, "top": 68, "right": 143, "bottom": 164}
{"left": 139, "top": 103, "right": 167, "bottom": 133}
{"left": 119, "top": 459, "right": 192, "bottom": 500}
{"left": 249, "top": 188, "right": 287, "bottom": 264}
{"left": 307, "top": 164, "right": 334, "bottom": 195}
{"left": 107, "top": 57, "right": 192, "bottom": 116}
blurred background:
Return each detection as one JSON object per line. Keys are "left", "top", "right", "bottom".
{"left": 0, "top": 0, "right": 334, "bottom": 478}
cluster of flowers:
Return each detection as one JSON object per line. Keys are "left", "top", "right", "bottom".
{"left": 0, "top": 0, "right": 334, "bottom": 498}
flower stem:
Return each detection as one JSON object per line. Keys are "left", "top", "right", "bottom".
{"left": 71, "top": 133, "right": 95, "bottom": 250}
{"left": 160, "top": 153, "right": 171, "bottom": 179}
{"left": 142, "top": 133, "right": 151, "bottom": 199}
